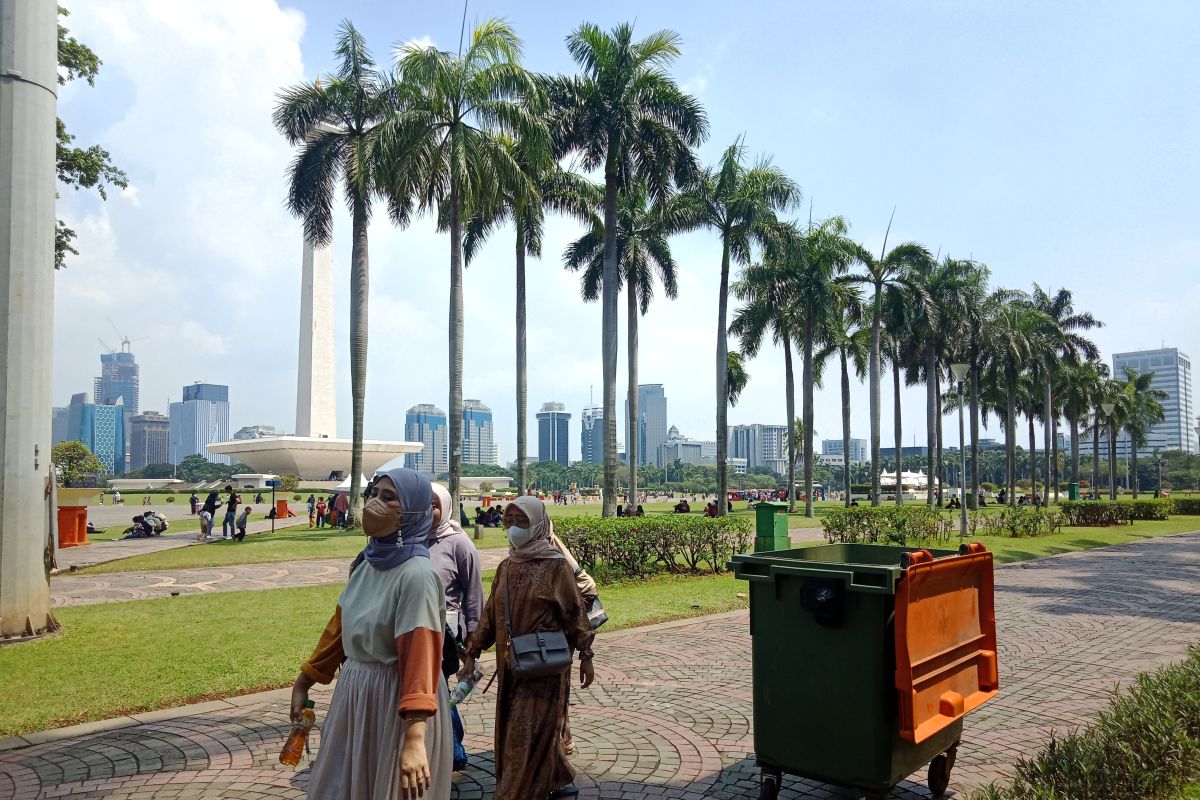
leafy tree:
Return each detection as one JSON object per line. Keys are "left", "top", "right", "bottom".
{"left": 51, "top": 441, "right": 104, "bottom": 486}
{"left": 55, "top": 6, "right": 128, "bottom": 268}
{"left": 549, "top": 21, "right": 707, "bottom": 516}
{"left": 174, "top": 454, "right": 245, "bottom": 483}
{"left": 274, "top": 21, "right": 398, "bottom": 524}
{"left": 384, "top": 20, "right": 545, "bottom": 505}
{"left": 727, "top": 351, "right": 750, "bottom": 407}
{"left": 1116, "top": 367, "right": 1168, "bottom": 498}
{"left": 280, "top": 474, "right": 301, "bottom": 492}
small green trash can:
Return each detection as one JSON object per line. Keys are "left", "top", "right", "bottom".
{"left": 731, "top": 542, "right": 998, "bottom": 799}
{"left": 1068, "top": 482, "right": 1080, "bottom": 501}
{"left": 754, "top": 501, "right": 790, "bottom": 552}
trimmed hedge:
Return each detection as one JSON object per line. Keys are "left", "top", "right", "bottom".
{"left": 1174, "top": 498, "right": 1200, "bottom": 516}
{"left": 978, "top": 507, "right": 1065, "bottom": 538}
{"left": 971, "top": 646, "right": 1200, "bottom": 800}
{"left": 1060, "top": 500, "right": 1172, "bottom": 527}
{"left": 823, "top": 506, "right": 947, "bottom": 547}
{"left": 555, "top": 515, "right": 753, "bottom": 583}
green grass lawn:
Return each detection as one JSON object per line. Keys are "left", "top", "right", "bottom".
{"left": 956, "top": 517, "right": 1200, "bottom": 563}
{"left": 1179, "top": 784, "right": 1200, "bottom": 800}
{"left": 89, "top": 518, "right": 202, "bottom": 542}
{"left": 0, "top": 570, "right": 747, "bottom": 736}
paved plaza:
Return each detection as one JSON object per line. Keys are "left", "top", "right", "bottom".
{"left": 3, "top": 533, "right": 1198, "bottom": 799}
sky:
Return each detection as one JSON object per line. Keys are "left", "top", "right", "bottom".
{"left": 55, "top": 0, "right": 1200, "bottom": 463}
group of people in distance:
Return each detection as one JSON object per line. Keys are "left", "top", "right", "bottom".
{"left": 291, "top": 466, "right": 600, "bottom": 800}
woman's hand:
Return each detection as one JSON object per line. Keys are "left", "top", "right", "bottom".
{"left": 399, "top": 718, "right": 431, "bottom": 799}
{"left": 290, "top": 672, "right": 314, "bottom": 722}
{"left": 580, "top": 658, "right": 595, "bottom": 689}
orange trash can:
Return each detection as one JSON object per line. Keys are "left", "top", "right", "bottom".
{"left": 275, "top": 499, "right": 289, "bottom": 519}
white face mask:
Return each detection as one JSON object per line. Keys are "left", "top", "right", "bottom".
{"left": 506, "top": 525, "right": 533, "bottom": 548}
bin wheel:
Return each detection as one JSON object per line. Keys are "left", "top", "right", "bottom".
{"left": 759, "top": 771, "right": 780, "bottom": 800}
{"left": 928, "top": 748, "right": 955, "bottom": 797}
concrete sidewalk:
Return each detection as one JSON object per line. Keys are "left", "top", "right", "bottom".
{"left": 4, "top": 532, "right": 1198, "bottom": 799}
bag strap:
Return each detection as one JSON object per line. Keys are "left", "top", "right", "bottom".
{"left": 502, "top": 565, "right": 514, "bottom": 643}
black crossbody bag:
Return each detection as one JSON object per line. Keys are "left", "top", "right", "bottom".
{"left": 503, "top": 569, "right": 573, "bottom": 679}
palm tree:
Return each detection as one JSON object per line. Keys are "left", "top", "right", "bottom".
{"left": 731, "top": 257, "right": 804, "bottom": 512}
{"left": 727, "top": 351, "right": 750, "bottom": 407}
{"left": 853, "top": 220, "right": 931, "bottom": 506}
{"left": 551, "top": 22, "right": 707, "bottom": 516}
{"left": 1059, "top": 359, "right": 1107, "bottom": 487}
{"left": 790, "top": 218, "right": 863, "bottom": 517}
{"left": 815, "top": 299, "right": 869, "bottom": 507}
{"left": 383, "top": 20, "right": 547, "bottom": 503}
{"left": 1029, "top": 285, "right": 1101, "bottom": 504}
{"left": 464, "top": 138, "right": 597, "bottom": 494}
{"left": 983, "top": 299, "right": 1046, "bottom": 504}
{"left": 274, "top": 21, "right": 397, "bottom": 523}
{"left": 565, "top": 181, "right": 692, "bottom": 508}
{"left": 1116, "top": 366, "right": 1168, "bottom": 498}
{"left": 687, "top": 140, "right": 798, "bottom": 514}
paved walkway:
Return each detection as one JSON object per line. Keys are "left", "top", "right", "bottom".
{"left": 53, "top": 517, "right": 310, "bottom": 572}
{"left": 5, "top": 532, "right": 1198, "bottom": 799}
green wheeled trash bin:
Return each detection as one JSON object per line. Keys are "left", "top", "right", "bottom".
{"left": 731, "top": 542, "right": 999, "bottom": 799}
{"left": 754, "top": 501, "right": 790, "bottom": 552}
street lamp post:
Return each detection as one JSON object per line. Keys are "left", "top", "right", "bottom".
{"left": 1101, "top": 402, "right": 1116, "bottom": 501}
{"left": 951, "top": 363, "right": 970, "bottom": 537}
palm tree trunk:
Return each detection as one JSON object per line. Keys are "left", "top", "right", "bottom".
{"left": 869, "top": 285, "right": 882, "bottom": 506}
{"left": 627, "top": 284, "right": 639, "bottom": 510}
{"left": 716, "top": 238, "right": 731, "bottom": 516}
{"left": 1043, "top": 377, "right": 1052, "bottom": 505}
{"left": 1028, "top": 415, "right": 1037, "bottom": 498}
{"left": 784, "top": 335, "right": 797, "bottom": 514}
{"left": 448, "top": 182, "right": 465, "bottom": 503}
{"left": 515, "top": 227, "right": 527, "bottom": 494}
{"left": 840, "top": 346, "right": 851, "bottom": 508}
{"left": 1007, "top": 378, "right": 1017, "bottom": 506}
{"left": 803, "top": 318, "right": 815, "bottom": 518}
{"left": 936, "top": 376, "right": 945, "bottom": 506}
{"left": 926, "top": 345, "right": 936, "bottom": 505}
{"left": 348, "top": 195, "right": 369, "bottom": 524}
{"left": 969, "top": 362, "right": 980, "bottom": 510}
{"left": 600, "top": 160, "right": 620, "bottom": 517}
{"left": 1091, "top": 412, "right": 1100, "bottom": 495}
{"left": 1130, "top": 439, "right": 1139, "bottom": 499}
{"left": 1108, "top": 420, "right": 1117, "bottom": 500}
{"left": 1070, "top": 415, "right": 1080, "bottom": 486}
{"left": 893, "top": 347, "right": 904, "bottom": 505}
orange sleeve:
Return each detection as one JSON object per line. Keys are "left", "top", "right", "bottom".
{"left": 300, "top": 606, "right": 345, "bottom": 684}
{"left": 393, "top": 627, "right": 442, "bottom": 715}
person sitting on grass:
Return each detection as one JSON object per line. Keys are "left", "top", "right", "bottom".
{"left": 235, "top": 505, "right": 251, "bottom": 542}
{"left": 674, "top": 499, "right": 690, "bottom": 513}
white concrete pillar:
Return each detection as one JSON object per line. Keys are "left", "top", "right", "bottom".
{"left": 295, "top": 237, "right": 336, "bottom": 438}
{"left": 0, "top": 0, "right": 57, "bottom": 638}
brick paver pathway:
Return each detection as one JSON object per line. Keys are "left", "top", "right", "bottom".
{"left": 5, "top": 532, "right": 1197, "bottom": 800}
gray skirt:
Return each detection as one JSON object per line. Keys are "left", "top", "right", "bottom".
{"left": 308, "top": 659, "right": 452, "bottom": 800}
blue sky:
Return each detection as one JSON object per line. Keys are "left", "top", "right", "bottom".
{"left": 55, "top": 1, "right": 1200, "bottom": 461}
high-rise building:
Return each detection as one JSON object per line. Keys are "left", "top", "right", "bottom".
{"left": 405, "top": 404, "right": 448, "bottom": 475}
{"left": 66, "top": 392, "right": 126, "bottom": 474}
{"left": 728, "top": 423, "right": 789, "bottom": 474}
{"left": 581, "top": 404, "right": 603, "bottom": 465}
{"left": 51, "top": 406, "right": 68, "bottom": 446}
{"left": 94, "top": 347, "right": 139, "bottom": 413}
{"left": 657, "top": 425, "right": 717, "bottom": 467}
{"left": 822, "top": 437, "right": 868, "bottom": 464}
{"left": 169, "top": 382, "right": 231, "bottom": 465}
{"left": 129, "top": 412, "right": 170, "bottom": 470}
{"left": 462, "top": 399, "right": 498, "bottom": 465}
{"left": 234, "top": 425, "right": 281, "bottom": 440}
{"left": 537, "top": 402, "right": 571, "bottom": 465}
{"left": 1112, "top": 348, "right": 1194, "bottom": 456}
{"left": 625, "top": 384, "right": 668, "bottom": 466}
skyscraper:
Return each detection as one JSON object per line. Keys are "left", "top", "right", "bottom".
{"left": 405, "top": 404, "right": 448, "bottom": 475}
{"left": 728, "top": 423, "right": 789, "bottom": 474}
{"left": 1112, "top": 348, "right": 1194, "bottom": 456}
{"left": 537, "top": 402, "right": 571, "bottom": 465}
{"left": 625, "top": 384, "right": 668, "bottom": 467}
{"left": 66, "top": 392, "right": 126, "bottom": 474}
{"left": 129, "top": 412, "right": 170, "bottom": 470}
{"left": 462, "top": 399, "right": 498, "bottom": 465}
{"left": 94, "top": 346, "right": 139, "bottom": 413}
{"left": 51, "top": 406, "right": 68, "bottom": 446}
{"left": 169, "top": 382, "right": 231, "bottom": 465}
{"left": 822, "top": 437, "right": 868, "bottom": 464}
{"left": 581, "top": 404, "right": 603, "bottom": 465}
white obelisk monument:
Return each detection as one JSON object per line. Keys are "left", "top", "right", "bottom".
{"left": 296, "top": 237, "right": 336, "bottom": 438}
{"left": 0, "top": 0, "right": 57, "bottom": 638}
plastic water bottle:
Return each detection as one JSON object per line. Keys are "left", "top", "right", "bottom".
{"left": 450, "top": 667, "right": 484, "bottom": 707}
{"left": 279, "top": 700, "right": 315, "bottom": 766}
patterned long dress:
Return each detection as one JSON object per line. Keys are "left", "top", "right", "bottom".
{"left": 303, "top": 556, "right": 453, "bottom": 800}
{"left": 466, "top": 557, "right": 595, "bottom": 800}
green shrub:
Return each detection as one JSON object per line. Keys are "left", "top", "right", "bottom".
{"left": 849, "top": 484, "right": 872, "bottom": 495}
{"left": 971, "top": 646, "right": 1200, "bottom": 800}
{"left": 165, "top": 496, "right": 175, "bottom": 503}
{"left": 1060, "top": 500, "right": 1171, "bottom": 526}
{"left": 822, "top": 506, "right": 947, "bottom": 547}
{"left": 1173, "top": 498, "right": 1200, "bottom": 516}
{"left": 292, "top": 494, "right": 302, "bottom": 502}
{"left": 555, "top": 515, "right": 752, "bottom": 583}
{"left": 979, "top": 507, "right": 1065, "bottom": 538}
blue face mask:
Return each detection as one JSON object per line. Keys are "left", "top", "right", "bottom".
{"left": 506, "top": 525, "right": 533, "bottom": 548}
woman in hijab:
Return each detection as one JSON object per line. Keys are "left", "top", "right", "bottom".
{"left": 461, "top": 496, "right": 595, "bottom": 800}
{"left": 200, "top": 490, "right": 221, "bottom": 519}
{"left": 290, "top": 467, "right": 452, "bottom": 800}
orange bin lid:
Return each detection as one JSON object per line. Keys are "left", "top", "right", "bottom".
{"left": 894, "top": 543, "right": 999, "bottom": 743}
